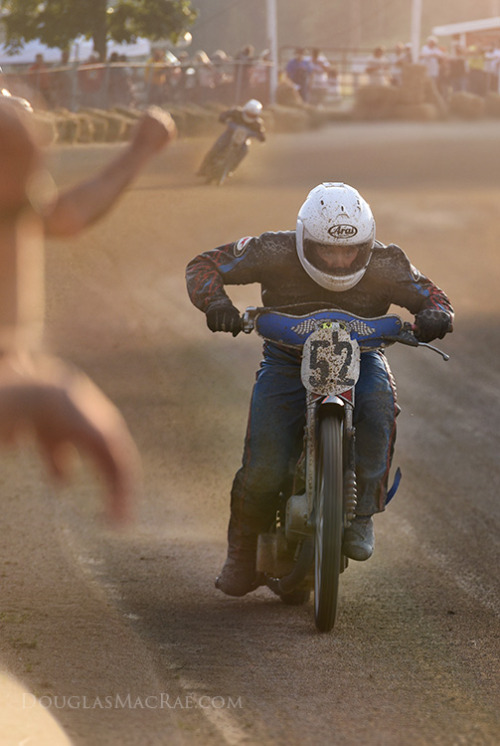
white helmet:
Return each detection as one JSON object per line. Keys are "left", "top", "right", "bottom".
{"left": 296, "top": 182, "right": 375, "bottom": 292}
{"left": 242, "top": 98, "right": 263, "bottom": 122}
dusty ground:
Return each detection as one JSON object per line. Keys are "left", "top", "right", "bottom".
{"left": 0, "top": 121, "right": 499, "bottom": 745}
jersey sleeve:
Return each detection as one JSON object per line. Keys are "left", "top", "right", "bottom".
{"left": 185, "top": 235, "right": 264, "bottom": 312}
{"left": 385, "top": 244, "right": 454, "bottom": 319}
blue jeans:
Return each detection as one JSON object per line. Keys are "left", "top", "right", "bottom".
{"left": 229, "top": 342, "right": 398, "bottom": 540}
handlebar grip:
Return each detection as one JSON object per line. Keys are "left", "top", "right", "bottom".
{"left": 397, "top": 330, "right": 420, "bottom": 347}
{"left": 241, "top": 307, "right": 258, "bottom": 334}
{"left": 383, "top": 323, "right": 419, "bottom": 347}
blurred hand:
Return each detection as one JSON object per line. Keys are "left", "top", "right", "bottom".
{"left": 0, "top": 353, "right": 141, "bottom": 524}
{"left": 131, "top": 107, "right": 177, "bottom": 155}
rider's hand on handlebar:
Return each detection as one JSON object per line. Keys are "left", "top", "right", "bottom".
{"left": 206, "top": 302, "right": 242, "bottom": 337}
{"left": 414, "top": 308, "right": 453, "bottom": 343}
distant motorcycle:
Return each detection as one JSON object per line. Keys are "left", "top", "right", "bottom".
{"left": 241, "top": 304, "right": 449, "bottom": 632}
{"left": 198, "top": 123, "right": 259, "bottom": 186}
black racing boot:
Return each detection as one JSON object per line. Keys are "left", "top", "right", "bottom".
{"left": 215, "top": 528, "right": 263, "bottom": 597}
{"left": 342, "top": 516, "right": 375, "bottom": 561}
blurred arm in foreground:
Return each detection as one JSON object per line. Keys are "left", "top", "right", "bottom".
{"left": 0, "top": 101, "right": 176, "bottom": 522}
{"left": 0, "top": 352, "right": 139, "bottom": 523}
{"left": 43, "top": 106, "right": 177, "bottom": 237}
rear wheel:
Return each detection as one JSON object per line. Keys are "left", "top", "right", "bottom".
{"left": 314, "top": 414, "right": 344, "bottom": 632}
{"left": 217, "top": 148, "right": 239, "bottom": 185}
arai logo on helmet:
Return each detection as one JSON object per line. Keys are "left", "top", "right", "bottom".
{"left": 328, "top": 224, "right": 358, "bottom": 238}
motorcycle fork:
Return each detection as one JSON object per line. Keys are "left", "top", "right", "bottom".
{"left": 305, "top": 391, "right": 358, "bottom": 524}
{"left": 343, "top": 401, "right": 358, "bottom": 524}
{"left": 305, "top": 392, "right": 319, "bottom": 519}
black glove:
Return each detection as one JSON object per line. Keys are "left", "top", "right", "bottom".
{"left": 206, "top": 302, "right": 242, "bottom": 337}
{"left": 414, "top": 309, "right": 453, "bottom": 343}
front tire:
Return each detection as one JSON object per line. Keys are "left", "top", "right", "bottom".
{"left": 314, "top": 414, "right": 344, "bottom": 632}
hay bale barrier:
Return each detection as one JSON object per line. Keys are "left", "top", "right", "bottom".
{"left": 35, "top": 77, "right": 492, "bottom": 145}
{"left": 267, "top": 104, "right": 310, "bottom": 132}
{"left": 448, "top": 92, "right": 486, "bottom": 120}
{"left": 485, "top": 92, "right": 500, "bottom": 118}
{"left": 353, "top": 64, "right": 445, "bottom": 121}
{"left": 399, "top": 64, "right": 428, "bottom": 105}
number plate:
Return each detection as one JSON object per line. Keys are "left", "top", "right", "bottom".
{"left": 301, "top": 322, "right": 360, "bottom": 395}
{"left": 232, "top": 128, "right": 248, "bottom": 146}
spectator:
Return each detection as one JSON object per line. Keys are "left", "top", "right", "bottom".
{"left": 192, "top": 50, "right": 215, "bottom": 104}
{"left": 52, "top": 50, "right": 74, "bottom": 109}
{"left": 285, "top": 47, "right": 313, "bottom": 102}
{"left": 165, "top": 56, "right": 183, "bottom": 103}
{"left": 210, "top": 49, "right": 234, "bottom": 103}
{"left": 309, "top": 49, "right": 330, "bottom": 104}
{"left": 173, "top": 50, "right": 192, "bottom": 103}
{"left": 419, "top": 36, "right": 447, "bottom": 97}
{"left": 211, "top": 49, "right": 231, "bottom": 85}
{"left": 78, "top": 53, "right": 105, "bottom": 108}
{"left": 448, "top": 44, "right": 468, "bottom": 94}
{"left": 107, "top": 52, "right": 133, "bottom": 107}
{"left": 484, "top": 41, "right": 500, "bottom": 92}
{"left": 390, "top": 42, "right": 411, "bottom": 86}
{"left": 326, "top": 66, "right": 341, "bottom": 102}
{"left": 249, "top": 49, "right": 271, "bottom": 105}
{"left": 365, "top": 46, "right": 390, "bottom": 86}
{"left": 234, "top": 44, "right": 255, "bottom": 102}
{"left": 144, "top": 48, "right": 168, "bottom": 105}
{"left": 28, "top": 53, "right": 54, "bottom": 108}
{"left": 0, "top": 100, "right": 176, "bottom": 522}
{"left": 276, "top": 69, "right": 304, "bottom": 107}
{"left": 467, "top": 45, "right": 487, "bottom": 96}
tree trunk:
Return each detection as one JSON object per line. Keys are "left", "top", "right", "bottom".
{"left": 89, "top": 0, "right": 108, "bottom": 61}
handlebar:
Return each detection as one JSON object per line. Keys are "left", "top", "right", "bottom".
{"left": 241, "top": 306, "right": 449, "bottom": 361}
{"left": 383, "top": 323, "right": 449, "bottom": 361}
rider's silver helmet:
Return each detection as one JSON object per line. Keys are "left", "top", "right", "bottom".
{"left": 242, "top": 98, "right": 263, "bottom": 122}
{"left": 296, "top": 182, "right": 375, "bottom": 292}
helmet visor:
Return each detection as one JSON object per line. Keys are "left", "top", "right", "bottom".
{"left": 303, "top": 237, "right": 373, "bottom": 277}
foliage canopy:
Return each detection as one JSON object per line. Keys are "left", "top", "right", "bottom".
{"left": 0, "top": 0, "right": 197, "bottom": 60}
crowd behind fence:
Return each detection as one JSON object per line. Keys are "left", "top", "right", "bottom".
{"left": 0, "top": 49, "right": 380, "bottom": 113}
{"left": 4, "top": 40, "right": 499, "bottom": 114}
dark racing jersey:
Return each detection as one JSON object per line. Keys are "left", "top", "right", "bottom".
{"left": 186, "top": 230, "right": 454, "bottom": 321}
{"left": 219, "top": 108, "right": 266, "bottom": 142}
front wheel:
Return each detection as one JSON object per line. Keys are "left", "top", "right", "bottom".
{"left": 314, "top": 414, "right": 344, "bottom": 632}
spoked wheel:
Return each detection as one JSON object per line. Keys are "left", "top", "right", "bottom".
{"left": 314, "top": 414, "right": 344, "bottom": 632}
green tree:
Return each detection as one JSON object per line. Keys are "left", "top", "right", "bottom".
{"left": 0, "top": 0, "right": 197, "bottom": 60}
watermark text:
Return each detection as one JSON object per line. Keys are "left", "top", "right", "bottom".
{"left": 23, "top": 693, "right": 243, "bottom": 711}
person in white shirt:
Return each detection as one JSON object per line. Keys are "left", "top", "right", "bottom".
{"left": 420, "top": 36, "right": 447, "bottom": 96}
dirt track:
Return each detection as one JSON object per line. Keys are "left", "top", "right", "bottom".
{"left": 0, "top": 121, "right": 499, "bottom": 745}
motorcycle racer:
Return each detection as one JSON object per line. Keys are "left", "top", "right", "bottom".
{"left": 186, "top": 182, "right": 454, "bottom": 597}
{"left": 196, "top": 98, "right": 266, "bottom": 180}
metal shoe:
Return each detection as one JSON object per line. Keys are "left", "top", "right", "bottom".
{"left": 342, "top": 516, "right": 375, "bottom": 561}
{"left": 215, "top": 555, "right": 262, "bottom": 597}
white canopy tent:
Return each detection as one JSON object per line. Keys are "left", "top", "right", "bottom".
{"left": 432, "top": 16, "right": 500, "bottom": 47}
{"left": 0, "top": 36, "right": 152, "bottom": 67}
